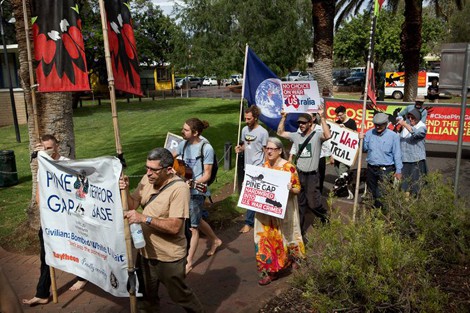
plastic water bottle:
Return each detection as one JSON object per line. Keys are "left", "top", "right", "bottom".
{"left": 130, "top": 223, "right": 146, "bottom": 249}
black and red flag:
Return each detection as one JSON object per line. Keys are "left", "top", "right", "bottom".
{"left": 104, "top": 0, "right": 142, "bottom": 96}
{"left": 32, "top": 1, "right": 90, "bottom": 92}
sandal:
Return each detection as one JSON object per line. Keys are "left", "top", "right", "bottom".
{"left": 258, "top": 275, "right": 272, "bottom": 286}
{"left": 258, "top": 272, "right": 278, "bottom": 286}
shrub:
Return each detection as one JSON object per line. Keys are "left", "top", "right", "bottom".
{"left": 293, "top": 214, "right": 447, "bottom": 312}
{"left": 379, "top": 172, "right": 470, "bottom": 263}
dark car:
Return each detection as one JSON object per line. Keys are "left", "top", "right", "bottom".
{"left": 333, "top": 69, "right": 350, "bottom": 86}
{"left": 344, "top": 72, "right": 365, "bottom": 86}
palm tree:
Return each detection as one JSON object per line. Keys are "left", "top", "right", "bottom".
{"left": 312, "top": 0, "right": 336, "bottom": 94}
{"left": 336, "top": 0, "right": 464, "bottom": 101}
{"left": 11, "top": 0, "right": 75, "bottom": 229}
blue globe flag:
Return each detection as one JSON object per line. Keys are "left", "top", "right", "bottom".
{"left": 243, "top": 47, "right": 298, "bottom": 132}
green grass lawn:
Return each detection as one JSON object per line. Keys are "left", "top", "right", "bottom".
{"left": 0, "top": 97, "right": 244, "bottom": 251}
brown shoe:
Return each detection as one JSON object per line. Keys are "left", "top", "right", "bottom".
{"left": 239, "top": 225, "right": 253, "bottom": 233}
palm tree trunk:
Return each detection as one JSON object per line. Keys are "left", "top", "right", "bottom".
{"left": 12, "top": 0, "right": 75, "bottom": 229}
{"left": 312, "top": 0, "right": 335, "bottom": 95}
{"left": 400, "top": 0, "right": 422, "bottom": 102}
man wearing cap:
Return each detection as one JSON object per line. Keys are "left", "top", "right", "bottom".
{"left": 277, "top": 105, "right": 331, "bottom": 235}
{"left": 361, "top": 112, "right": 402, "bottom": 208}
{"left": 398, "top": 96, "right": 427, "bottom": 123}
{"left": 397, "top": 109, "right": 427, "bottom": 195}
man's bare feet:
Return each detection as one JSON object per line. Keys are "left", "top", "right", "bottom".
{"left": 22, "top": 297, "right": 49, "bottom": 306}
{"left": 69, "top": 280, "right": 87, "bottom": 291}
{"left": 207, "top": 239, "right": 222, "bottom": 256}
{"left": 239, "top": 225, "right": 252, "bottom": 233}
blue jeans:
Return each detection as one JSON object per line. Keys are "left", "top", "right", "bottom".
{"left": 366, "top": 164, "right": 396, "bottom": 208}
{"left": 244, "top": 210, "right": 255, "bottom": 227}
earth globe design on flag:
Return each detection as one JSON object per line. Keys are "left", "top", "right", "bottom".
{"left": 255, "top": 78, "right": 283, "bottom": 119}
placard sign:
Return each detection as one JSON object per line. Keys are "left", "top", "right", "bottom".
{"left": 327, "top": 121, "right": 359, "bottom": 167}
{"left": 282, "top": 80, "right": 321, "bottom": 113}
{"left": 164, "top": 132, "right": 183, "bottom": 151}
{"left": 37, "top": 152, "right": 130, "bottom": 297}
{"left": 237, "top": 164, "right": 290, "bottom": 219}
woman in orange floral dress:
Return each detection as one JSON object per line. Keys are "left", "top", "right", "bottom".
{"left": 255, "top": 137, "right": 305, "bottom": 285}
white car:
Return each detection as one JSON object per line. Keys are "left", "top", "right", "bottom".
{"left": 286, "top": 71, "right": 314, "bottom": 81}
{"left": 203, "top": 77, "right": 218, "bottom": 86}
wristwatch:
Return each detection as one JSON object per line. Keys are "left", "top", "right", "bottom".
{"left": 145, "top": 216, "right": 153, "bottom": 225}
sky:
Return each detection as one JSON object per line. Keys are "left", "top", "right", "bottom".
{"left": 151, "top": 0, "right": 182, "bottom": 17}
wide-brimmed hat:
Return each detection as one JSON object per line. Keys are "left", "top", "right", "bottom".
{"left": 372, "top": 112, "right": 389, "bottom": 125}
{"left": 297, "top": 113, "right": 312, "bottom": 123}
{"left": 414, "top": 95, "right": 425, "bottom": 103}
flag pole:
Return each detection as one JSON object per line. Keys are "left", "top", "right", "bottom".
{"left": 233, "top": 43, "right": 249, "bottom": 193}
{"left": 352, "top": 13, "right": 378, "bottom": 222}
{"left": 22, "top": 0, "right": 39, "bottom": 140}
{"left": 22, "top": 0, "right": 59, "bottom": 303}
{"left": 97, "top": 1, "right": 137, "bottom": 312}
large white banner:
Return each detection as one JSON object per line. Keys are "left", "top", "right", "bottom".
{"left": 282, "top": 81, "right": 321, "bottom": 114}
{"left": 37, "top": 152, "right": 129, "bottom": 297}
{"left": 327, "top": 121, "right": 359, "bottom": 167}
{"left": 237, "top": 164, "right": 291, "bottom": 219}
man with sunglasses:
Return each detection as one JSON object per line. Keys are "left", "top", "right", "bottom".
{"left": 360, "top": 113, "right": 402, "bottom": 209}
{"left": 121, "top": 148, "right": 204, "bottom": 313}
{"left": 277, "top": 105, "right": 331, "bottom": 236}
{"left": 235, "top": 105, "right": 268, "bottom": 233}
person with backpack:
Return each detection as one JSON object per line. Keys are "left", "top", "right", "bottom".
{"left": 277, "top": 105, "right": 331, "bottom": 237}
{"left": 174, "top": 118, "right": 222, "bottom": 274}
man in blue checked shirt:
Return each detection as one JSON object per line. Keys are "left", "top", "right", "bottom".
{"left": 360, "top": 113, "right": 402, "bottom": 208}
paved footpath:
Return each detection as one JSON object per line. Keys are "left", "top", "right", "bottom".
{"left": 1, "top": 221, "right": 291, "bottom": 313}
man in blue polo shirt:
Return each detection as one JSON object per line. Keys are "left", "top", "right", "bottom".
{"left": 361, "top": 113, "right": 402, "bottom": 208}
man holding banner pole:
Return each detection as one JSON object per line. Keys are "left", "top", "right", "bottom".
{"left": 277, "top": 105, "right": 331, "bottom": 236}
{"left": 120, "top": 148, "right": 204, "bottom": 313}
{"left": 235, "top": 106, "right": 268, "bottom": 233}
{"left": 23, "top": 134, "right": 87, "bottom": 306}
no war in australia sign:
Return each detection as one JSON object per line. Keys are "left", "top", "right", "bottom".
{"left": 327, "top": 121, "right": 359, "bottom": 167}
{"left": 237, "top": 164, "right": 291, "bottom": 219}
{"left": 282, "top": 81, "right": 321, "bottom": 114}
{"left": 37, "top": 152, "right": 130, "bottom": 297}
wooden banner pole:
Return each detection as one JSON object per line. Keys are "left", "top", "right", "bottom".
{"left": 97, "top": 1, "right": 137, "bottom": 312}
{"left": 233, "top": 44, "right": 249, "bottom": 193}
{"left": 22, "top": 0, "right": 59, "bottom": 303}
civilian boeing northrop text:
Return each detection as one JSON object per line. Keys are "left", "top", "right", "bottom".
{"left": 243, "top": 46, "right": 300, "bottom": 132}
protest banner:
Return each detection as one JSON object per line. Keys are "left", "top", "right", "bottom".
{"left": 282, "top": 81, "right": 321, "bottom": 114}
{"left": 237, "top": 164, "right": 290, "bottom": 219}
{"left": 327, "top": 121, "right": 359, "bottom": 167}
{"left": 164, "top": 132, "right": 183, "bottom": 151}
{"left": 325, "top": 98, "right": 470, "bottom": 145}
{"left": 37, "top": 152, "right": 129, "bottom": 297}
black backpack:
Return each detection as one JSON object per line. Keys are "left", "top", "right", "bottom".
{"left": 182, "top": 141, "right": 218, "bottom": 185}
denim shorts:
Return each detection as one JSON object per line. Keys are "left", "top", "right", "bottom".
{"left": 189, "top": 195, "right": 205, "bottom": 228}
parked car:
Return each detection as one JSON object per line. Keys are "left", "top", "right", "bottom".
{"left": 333, "top": 69, "right": 350, "bottom": 86}
{"left": 344, "top": 72, "right": 365, "bottom": 86}
{"left": 222, "top": 74, "right": 243, "bottom": 86}
{"left": 176, "top": 77, "right": 202, "bottom": 89}
{"left": 286, "top": 71, "right": 314, "bottom": 81}
{"left": 203, "top": 77, "right": 218, "bottom": 86}
{"left": 230, "top": 74, "right": 243, "bottom": 85}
